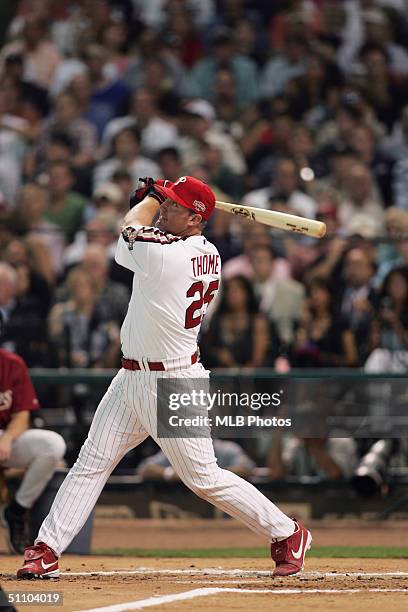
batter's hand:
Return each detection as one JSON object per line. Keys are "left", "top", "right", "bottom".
{"left": 129, "top": 178, "right": 169, "bottom": 209}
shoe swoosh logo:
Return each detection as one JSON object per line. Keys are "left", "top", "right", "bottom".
{"left": 41, "top": 560, "right": 57, "bottom": 570}
{"left": 291, "top": 532, "right": 304, "bottom": 559}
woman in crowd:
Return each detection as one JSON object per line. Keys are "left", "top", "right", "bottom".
{"left": 293, "top": 277, "right": 358, "bottom": 367}
{"left": 47, "top": 267, "right": 119, "bottom": 368}
{"left": 365, "top": 266, "right": 408, "bottom": 372}
{"left": 200, "top": 275, "right": 271, "bottom": 369}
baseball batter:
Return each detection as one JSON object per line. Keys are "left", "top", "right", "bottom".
{"left": 17, "top": 176, "right": 311, "bottom": 579}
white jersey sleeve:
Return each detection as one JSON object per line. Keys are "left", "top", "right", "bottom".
{"left": 114, "top": 224, "right": 185, "bottom": 280}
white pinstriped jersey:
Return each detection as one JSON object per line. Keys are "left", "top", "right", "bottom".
{"left": 114, "top": 224, "right": 221, "bottom": 361}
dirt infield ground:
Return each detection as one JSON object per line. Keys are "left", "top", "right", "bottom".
{"left": 0, "top": 519, "right": 407, "bottom": 611}
{"left": 90, "top": 516, "right": 408, "bottom": 549}
{"left": 1, "top": 557, "right": 407, "bottom": 612}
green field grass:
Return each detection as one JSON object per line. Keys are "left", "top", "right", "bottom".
{"left": 94, "top": 546, "right": 408, "bottom": 559}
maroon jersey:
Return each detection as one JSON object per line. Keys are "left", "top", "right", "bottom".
{"left": 0, "top": 349, "right": 39, "bottom": 427}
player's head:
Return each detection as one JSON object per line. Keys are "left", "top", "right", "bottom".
{"left": 155, "top": 176, "right": 215, "bottom": 236}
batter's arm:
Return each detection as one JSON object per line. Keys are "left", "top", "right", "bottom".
{"left": 121, "top": 195, "right": 160, "bottom": 230}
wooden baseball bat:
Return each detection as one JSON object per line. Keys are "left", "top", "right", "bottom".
{"left": 215, "top": 201, "right": 326, "bottom": 239}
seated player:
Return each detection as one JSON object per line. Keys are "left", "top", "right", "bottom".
{"left": 0, "top": 346, "right": 66, "bottom": 553}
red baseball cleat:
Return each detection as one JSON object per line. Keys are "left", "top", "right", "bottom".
{"left": 17, "top": 542, "right": 59, "bottom": 579}
{"left": 271, "top": 520, "right": 312, "bottom": 577}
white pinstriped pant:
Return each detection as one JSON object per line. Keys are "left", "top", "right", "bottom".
{"left": 37, "top": 363, "right": 294, "bottom": 555}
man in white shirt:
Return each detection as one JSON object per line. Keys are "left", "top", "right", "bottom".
{"left": 243, "top": 158, "right": 316, "bottom": 219}
{"left": 94, "top": 125, "right": 160, "bottom": 189}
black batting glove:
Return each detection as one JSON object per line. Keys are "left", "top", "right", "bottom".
{"left": 129, "top": 177, "right": 167, "bottom": 209}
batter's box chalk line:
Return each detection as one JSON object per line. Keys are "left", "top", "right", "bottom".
{"left": 74, "top": 586, "right": 408, "bottom": 612}
{"left": 61, "top": 567, "right": 408, "bottom": 578}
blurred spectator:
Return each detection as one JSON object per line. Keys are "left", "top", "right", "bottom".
{"left": 138, "top": 439, "right": 255, "bottom": 481}
{"left": 40, "top": 90, "right": 98, "bottom": 168}
{"left": 250, "top": 244, "right": 305, "bottom": 345}
{"left": 66, "top": 47, "right": 128, "bottom": 139}
{"left": 200, "top": 142, "right": 244, "bottom": 200}
{"left": 200, "top": 275, "right": 272, "bottom": 368}
{"left": 133, "top": 0, "right": 215, "bottom": 31}
{"left": 111, "top": 168, "right": 133, "bottom": 204}
{"left": 0, "top": 89, "right": 29, "bottom": 209}
{"left": 1, "top": 15, "right": 62, "bottom": 89}
{"left": 365, "top": 266, "right": 408, "bottom": 372}
{"left": 285, "top": 52, "right": 343, "bottom": 122}
{"left": 48, "top": 266, "right": 120, "bottom": 368}
{"left": 393, "top": 157, "right": 408, "bottom": 211}
{"left": 302, "top": 232, "right": 347, "bottom": 287}
{"left": 0, "top": 263, "right": 18, "bottom": 332}
{"left": 359, "top": 44, "right": 407, "bottom": 132}
{"left": 338, "top": 162, "right": 384, "bottom": 235}
{"left": 0, "top": 246, "right": 51, "bottom": 367}
{"left": 187, "top": 26, "right": 259, "bottom": 105}
{"left": 212, "top": 67, "right": 244, "bottom": 134}
{"left": 232, "top": 18, "right": 267, "bottom": 67}
{"left": 44, "top": 160, "right": 87, "bottom": 243}
{"left": 375, "top": 207, "right": 408, "bottom": 285}
{"left": 157, "top": 147, "right": 185, "bottom": 183}
{"left": 101, "top": 20, "right": 131, "bottom": 79}
{"left": 87, "top": 182, "right": 125, "bottom": 219}
{"left": 350, "top": 124, "right": 394, "bottom": 204}
{"left": 260, "top": 33, "right": 308, "bottom": 99}
{"left": 27, "top": 131, "right": 75, "bottom": 178}
{"left": 243, "top": 157, "right": 316, "bottom": 219}
{"left": 63, "top": 211, "right": 119, "bottom": 270}
{"left": 80, "top": 243, "right": 130, "bottom": 326}
{"left": 340, "top": 7, "right": 408, "bottom": 78}
{"left": 268, "top": 436, "right": 359, "bottom": 480}
{"left": 222, "top": 223, "right": 291, "bottom": 281}
{"left": 179, "top": 99, "right": 246, "bottom": 175}
{"left": 288, "top": 191, "right": 344, "bottom": 281}
{"left": 244, "top": 111, "right": 294, "bottom": 183}
{"left": 1, "top": 51, "right": 49, "bottom": 117}
{"left": 338, "top": 247, "right": 377, "bottom": 363}
{"left": 293, "top": 277, "right": 358, "bottom": 367}
{"left": 315, "top": 95, "right": 385, "bottom": 155}
{"left": 94, "top": 126, "right": 160, "bottom": 189}
{"left": 102, "top": 88, "right": 178, "bottom": 157}
{"left": 288, "top": 125, "right": 318, "bottom": 182}
{"left": 381, "top": 104, "right": 408, "bottom": 161}
{"left": 124, "top": 29, "right": 187, "bottom": 96}
{"left": 10, "top": 183, "right": 65, "bottom": 278}
{"left": 164, "top": 2, "right": 203, "bottom": 68}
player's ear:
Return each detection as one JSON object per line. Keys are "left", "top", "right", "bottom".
{"left": 188, "top": 212, "right": 203, "bottom": 227}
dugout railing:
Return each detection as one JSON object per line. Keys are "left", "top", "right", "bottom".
{"left": 26, "top": 369, "right": 408, "bottom": 519}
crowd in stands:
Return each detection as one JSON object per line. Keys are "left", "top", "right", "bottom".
{"left": 0, "top": 0, "right": 407, "bottom": 377}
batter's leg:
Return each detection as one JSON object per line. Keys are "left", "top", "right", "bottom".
{"left": 131, "top": 368, "right": 295, "bottom": 541}
{"left": 157, "top": 435, "right": 295, "bottom": 540}
{"left": 37, "top": 371, "right": 148, "bottom": 555}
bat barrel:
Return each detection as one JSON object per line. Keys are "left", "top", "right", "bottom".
{"left": 215, "top": 201, "right": 326, "bottom": 239}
